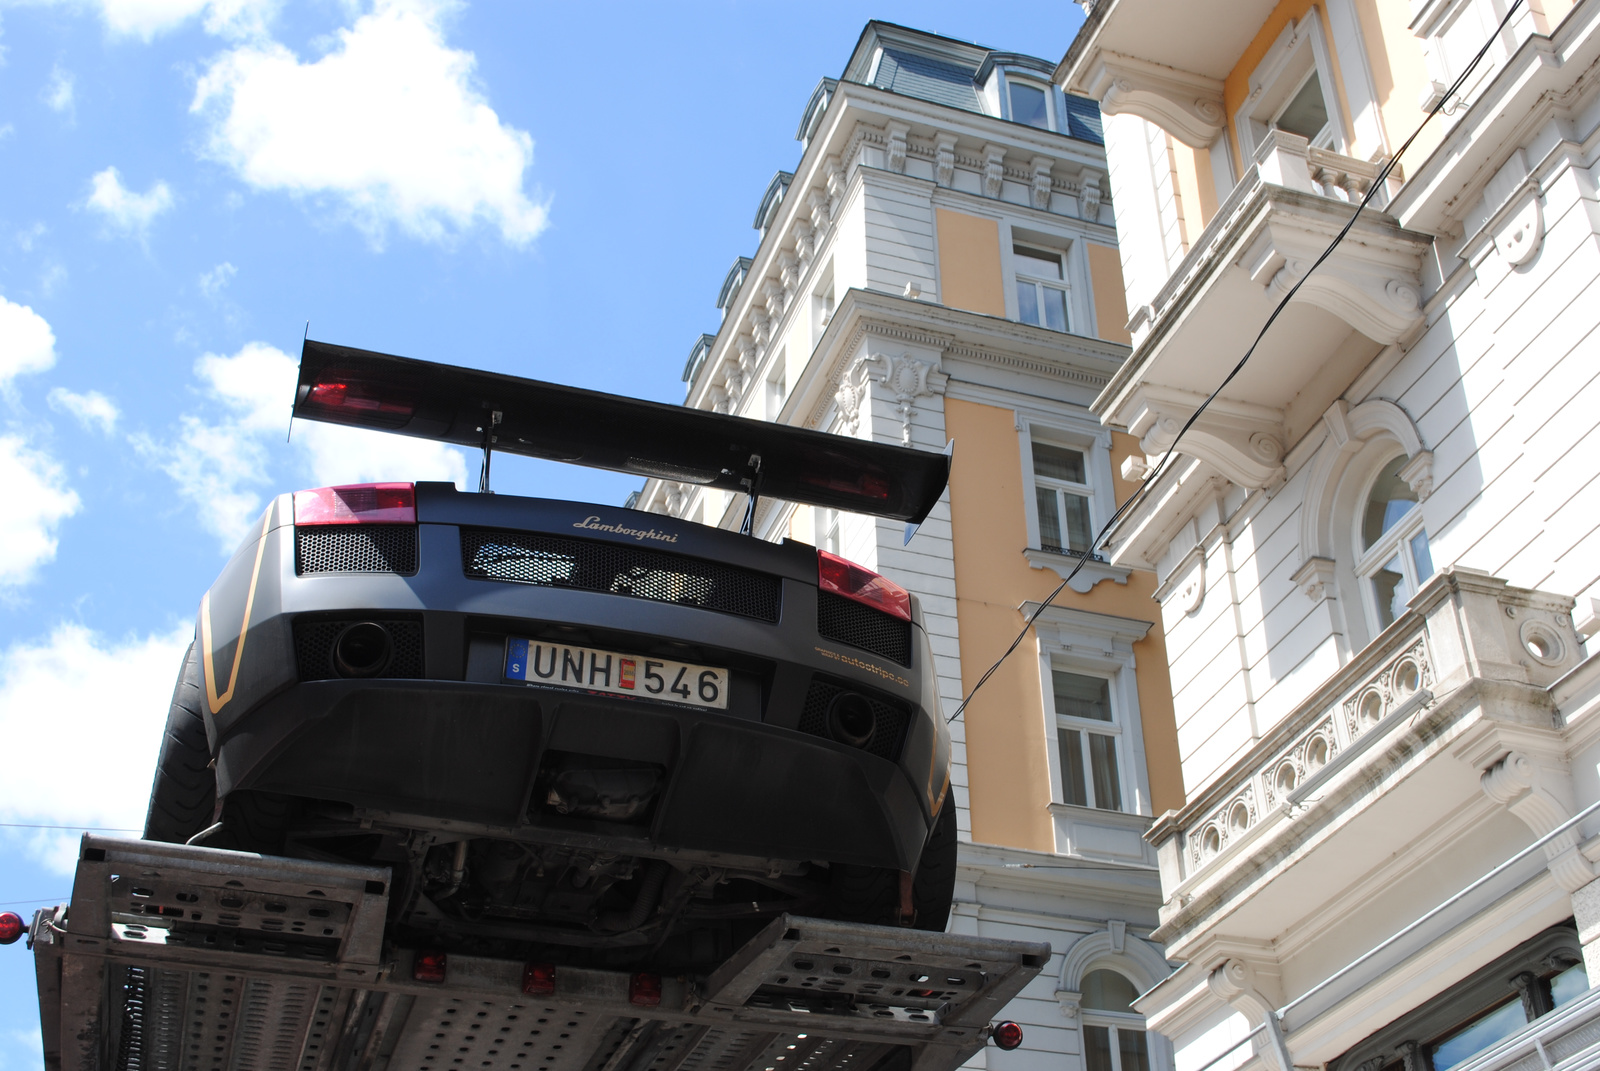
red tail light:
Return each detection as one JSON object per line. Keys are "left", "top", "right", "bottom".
{"left": 991, "top": 1022, "right": 1023, "bottom": 1050}
{"left": 629, "top": 972, "right": 662, "bottom": 1007}
{"left": 522, "top": 963, "right": 556, "bottom": 996}
{"left": 818, "top": 550, "right": 911, "bottom": 622}
{"left": 0, "top": 912, "right": 24, "bottom": 945}
{"left": 304, "top": 380, "right": 414, "bottom": 418}
{"left": 294, "top": 483, "right": 416, "bottom": 525}
{"left": 413, "top": 950, "right": 447, "bottom": 983}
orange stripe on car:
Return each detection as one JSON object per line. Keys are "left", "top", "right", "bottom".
{"left": 201, "top": 504, "right": 275, "bottom": 715}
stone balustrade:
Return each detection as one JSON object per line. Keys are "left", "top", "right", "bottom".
{"left": 1151, "top": 568, "right": 1584, "bottom": 895}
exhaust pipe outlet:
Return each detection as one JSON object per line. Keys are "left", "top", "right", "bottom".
{"left": 827, "top": 692, "right": 877, "bottom": 748}
{"left": 333, "top": 621, "right": 393, "bottom": 678}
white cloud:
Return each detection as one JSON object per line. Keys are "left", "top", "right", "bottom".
{"left": 199, "top": 260, "right": 236, "bottom": 298}
{"left": 47, "top": 387, "right": 119, "bottom": 434}
{"left": 139, "top": 342, "right": 466, "bottom": 547}
{"left": 0, "top": 436, "right": 81, "bottom": 589}
{"left": 85, "top": 166, "right": 174, "bottom": 236}
{"left": 94, "top": 0, "right": 276, "bottom": 40}
{"left": 16, "top": 222, "right": 47, "bottom": 252}
{"left": 192, "top": 0, "right": 547, "bottom": 247}
{"left": 0, "top": 292, "right": 57, "bottom": 389}
{"left": 42, "top": 64, "right": 74, "bottom": 117}
{"left": 0, "top": 622, "right": 192, "bottom": 871}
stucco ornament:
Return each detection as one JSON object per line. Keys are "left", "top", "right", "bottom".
{"left": 1173, "top": 548, "right": 1205, "bottom": 615}
{"left": 1493, "top": 191, "right": 1544, "bottom": 267}
{"left": 833, "top": 359, "right": 873, "bottom": 436}
{"left": 873, "top": 354, "right": 940, "bottom": 444}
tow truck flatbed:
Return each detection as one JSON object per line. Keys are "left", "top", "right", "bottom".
{"left": 25, "top": 837, "right": 1047, "bottom": 1071}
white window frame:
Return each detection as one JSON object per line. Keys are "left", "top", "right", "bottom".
{"left": 1234, "top": 11, "right": 1348, "bottom": 158}
{"left": 1003, "top": 74, "right": 1058, "bottom": 131}
{"left": 1018, "top": 414, "right": 1117, "bottom": 559}
{"left": 1050, "top": 665, "right": 1127, "bottom": 812}
{"left": 1012, "top": 243, "right": 1073, "bottom": 333}
{"left": 1080, "top": 1008, "right": 1155, "bottom": 1071}
{"left": 1353, "top": 453, "right": 1433, "bottom": 635}
{"left": 1001, "top": 223, "right": 1096, "bottom": 336}
{"left": 765, "top": 352, "right": 787, "bottom": 420}
{"left": 1029, "top": 604, "right": 1155, "bottom": 820}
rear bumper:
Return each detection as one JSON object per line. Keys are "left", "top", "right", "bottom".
{"left": 223, "top": 676, "right": 931, "bottom": 871}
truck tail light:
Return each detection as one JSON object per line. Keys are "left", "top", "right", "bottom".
{"left": 817, "top": 550, "right": 911, "bottom": 622}
{"left": 294, "top": 483, "right": 416, "bottom": 525}
{"left": 413, "top": 950, "right": 447, "bottom": 983}
{"left": 0, "top": 912, "right": 24, "bottom": 945}
{"left": 522, "top": 963, "right": 556, "bottom": 996}
{"left": 991, "top": 1022, "right": 1023, "bottom": 1050}
{"left": 629, "top": 972, "right": 662, "bottom": 1007}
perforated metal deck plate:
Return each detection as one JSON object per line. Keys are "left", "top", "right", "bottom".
{"left": 32, "top": 840, "right": 1048, "bottom": 1071}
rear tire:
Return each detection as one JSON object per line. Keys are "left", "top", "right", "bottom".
{"left": 143, "top": 641, "right": 216, "bottom": 844}
{"left": 827, "top": 801, "right": 957, "bottom": 931}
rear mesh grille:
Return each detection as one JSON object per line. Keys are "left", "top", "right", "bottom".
{"left": 294, "top": 616, "right": 424, "bottom": 682}
{"left": 797, "top": 677, "right": 911, "bottom": 761}
{"left": 460, "top": 529, "right": 781, "bottom": 622}
{"left": 296, "top": 526, "right": 418, "bottom": 575}
{"left": 817, "top": 591, "right": 912, "bottom": 666}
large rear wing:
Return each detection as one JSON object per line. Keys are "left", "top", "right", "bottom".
{"left": 293, "top": 340, "right": 952, "bottom": 525}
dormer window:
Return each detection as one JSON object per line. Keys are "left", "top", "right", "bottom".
{"left": 1009, "top": 80, "right": 1051, "bottom": 129}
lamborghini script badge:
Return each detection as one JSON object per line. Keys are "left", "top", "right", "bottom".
{"left": 572, "top": 516, "right": 681, "bottom": 543}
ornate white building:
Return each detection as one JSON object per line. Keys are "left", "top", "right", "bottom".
{"left": 638, "top": 22, "right": 1190, "bottom": 1071}
{"left": 1056, "top": 0, "right": 1600, "bottom": 1068}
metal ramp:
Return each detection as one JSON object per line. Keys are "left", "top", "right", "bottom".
{"left": 30, "top": 838, "right": 1048, "bottom": 1071}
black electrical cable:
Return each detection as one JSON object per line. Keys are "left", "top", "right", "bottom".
{"left": 948, "top": 0, "right": 1524, "bottom": 725}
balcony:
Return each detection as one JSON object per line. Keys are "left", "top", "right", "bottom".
{"left": 1137, "top": 568, "right": 1589, "bottom": 1060}
{"left": 1090, "top": 132, "right": 1435, "bottom": 509}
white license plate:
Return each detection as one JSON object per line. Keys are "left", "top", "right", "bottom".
{"left": 504, "top": 638, "right": 729, "bottom": 710}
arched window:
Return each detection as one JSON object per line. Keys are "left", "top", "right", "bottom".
{"left": 1081, "top": 969, "right": 1152, "bottom": 1071}
{"left": 1354, "top": 454, "right": 1434, "bottom": 632}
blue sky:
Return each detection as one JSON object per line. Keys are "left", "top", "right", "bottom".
{"left": 0, "top": 0, "right": 1085, "bottom": 1059}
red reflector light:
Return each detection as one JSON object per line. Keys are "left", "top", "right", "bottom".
{"left": 294, "top": 483, "right": 416, "bottom": 525}
{"left": 0, "top": 912, "right": 24, "bottom": 946}
{"left": 817, "top": 550, "right": 911, "bottom": 622}
{"left": 413, "top": 950, "right": 447, "bottom": 983}
{"left": 629, "top": 972, "right": 662, "bottom": 1007}
{"left": 522, "top": 963, "right": 556, "bottom": 996}
{"left": 991, "top": 1022, "right": 1023, "bottom": 1051}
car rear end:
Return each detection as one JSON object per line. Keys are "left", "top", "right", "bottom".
{"left": 199, "top": 481, "right": 950, "bottom": 877}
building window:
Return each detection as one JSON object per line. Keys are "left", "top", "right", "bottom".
{"left": 1081, "top": 969, "right": 1152, "bottom": 1071}
{"left": 1014, "top": 244, "right": 1070, "bottom": 332}
{"left": 1273, "top": 68, "right": 1332, "bottom": 146}
{"left": 1235, "top": 14, "right": 1345, "bottom": 158}
{"left": 1032, "top": 439, "right": 1093, "bottom": 554}
{"left": 766, "top": 358, "right": 787, "bottom": 420}
{"left": 1336, "top": 924, "right": 1587, "bottom": 1071}
{"left": 1355, "top": 454, "right": 1434, "bottom": 631}
{"left": 1009, "top": 80, "right": 1051, "bottom": 129}
{"left": 1053, "top": 670, "right": 1123, "bottom": 811}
